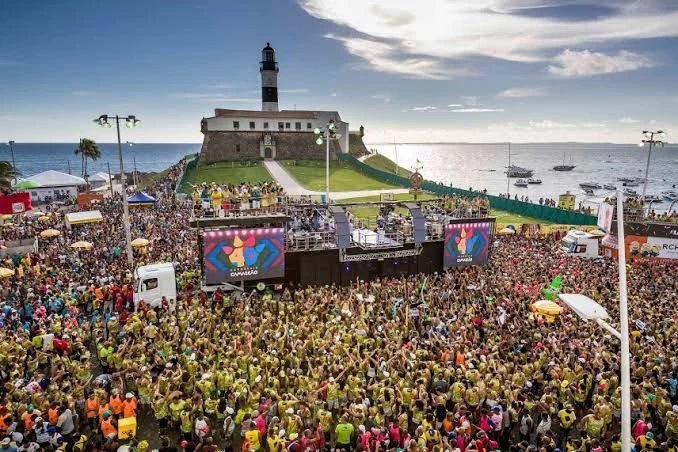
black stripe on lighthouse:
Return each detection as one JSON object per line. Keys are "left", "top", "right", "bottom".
{"left": 262, "top": 87, "right": 278, "bottom": 103}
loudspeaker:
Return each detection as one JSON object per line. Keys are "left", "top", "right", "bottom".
{"left": 329, "top": 205, "right": 351, "bottom": 249}
{"left": 404, "top": 203, "right": 426, "bottom": 244}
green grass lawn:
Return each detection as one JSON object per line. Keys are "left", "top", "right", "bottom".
{"left": 282, "top": 160, "right": 400, "bottom": 191}
{"left": 363, "top": 154, "right": 412, "bottom": 177}
{"left": 181, "top": 161, "right": 272, "bottom": 192}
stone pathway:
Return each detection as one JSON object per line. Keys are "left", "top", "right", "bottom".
{"left": 263, "top": 160, "right": 409, "bottom": 200}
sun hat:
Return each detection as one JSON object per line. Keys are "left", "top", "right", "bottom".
{"left": 289, "top": 433, "right": 299, "bottom": 441}
{"left": 125, "top": 393, "right": 134, "bottom": 399}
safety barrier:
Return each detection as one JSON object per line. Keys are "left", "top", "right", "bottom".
{"left": 338, "top": 153, "right": 597, "bottom": 225}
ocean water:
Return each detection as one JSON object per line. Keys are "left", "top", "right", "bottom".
{"left": 2, "top": 143, "right": 201, "bottom": 178}
{"left": 5, "top": 142, "right": 678, "bottom": 209}
{"left": 371, "top": 142, "right": 678, "bottom": 208}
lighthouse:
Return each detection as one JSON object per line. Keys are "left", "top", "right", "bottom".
{"left": 260, "top": 42, "right": 279, "bottom": 112}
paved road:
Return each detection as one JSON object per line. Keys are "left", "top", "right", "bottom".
{"left": 263, "top": 160, "right": 409, "bottom": 200}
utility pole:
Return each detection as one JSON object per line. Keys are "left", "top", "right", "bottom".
{"left": 67, "top": 160, "right": 72, "bottom": 175}
{"left": 7, "top": 141, "right": 17, "bottom": 184}
{"left": 107, "top": 162, "right": 114, "bottom": 195}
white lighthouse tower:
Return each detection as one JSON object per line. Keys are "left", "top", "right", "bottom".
{"left": 260, "top": 42, "right": 279, "bottom": 112}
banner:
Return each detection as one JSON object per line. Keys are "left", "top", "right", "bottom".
{"left": 0, "top": 192, "right": 32, "bottom": 215}
{"left": 444, "top": 222, "right": 491, "bottom": 267}
{"left": 203, "top": 228, "right": 285, "bottom": 284}
{"left": 558, "top": 193, "right": 575, "bottom": 210}
{"left": 597, "top": 203, "right": 614, "bottom": 231}
{"left": 622, "top": 235, "right": 678, "bottom": 260}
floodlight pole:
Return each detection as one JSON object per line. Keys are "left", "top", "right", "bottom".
{"left": 615, "top": 189, "right": 632, "bottom": 452}
{"left": 326, "top": 136, "right": 330, "bottom": 204}
{"left": 115, "top": 116, "right": 134, "bottom": 267}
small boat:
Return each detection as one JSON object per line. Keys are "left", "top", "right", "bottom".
{"left": 644, "top": 195, "right": 663, "bottom": 203}
{"left": 662, "top": 191, "right": 678, "bottom": 201}
{"left": 579, "top": 182, "right": 602, "bottom": 189}
{"left": 622, "top": 181, "right": 639, "bottom": 187}
{"left": 617, "top": 177, "right": 635, "bottom": 182}
{"left": 583, "top": 188, "right": 594, "bottom": 195}
{"left": 506, "top": 165, "right": 534, "bottom": 178}
{"left": 603, "top": 184, "right": 616, "bottom": 190}
{"left": 527, "top": 178, "right": 542, "bottom": 184}
{"left": 514, "top": 179, "right": 528, "bottom": 187}
{"left": 623, "top": 189, "right": 638, "bottom": 197}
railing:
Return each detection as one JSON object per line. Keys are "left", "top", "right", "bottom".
{"left": 337, "top": 153, "right": 598, "bottom": 225}
{"left": 286, "top": 230, "right": 336, "bottom": 251}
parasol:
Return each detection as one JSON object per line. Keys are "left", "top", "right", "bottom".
{"left": 531, "top": 299, "right": 563, "bottom": 316}
{"left": 0, "top": 267, "right": 15, "bottom": 279}
{"left": 70, "top": 241, "right": 94, "bottom": 250}
{"left": 131, "top": 238, "right": 150, "bottom": 248}
{"left": 40, "top": 229, "right": 61, "bottom": 238}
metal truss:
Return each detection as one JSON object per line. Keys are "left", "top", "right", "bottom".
{"left": 339, "top": 243, "right": 423, "bottom": 262}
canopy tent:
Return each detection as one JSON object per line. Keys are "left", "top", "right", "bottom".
{"left": 131, "top": 238, "right": 150, "bottom": 248}
{"left": 27, "top": 170, "right": 86, "bottom": 187}
{"left": 128, "top": 191, "right": 156, "bottom": 207}
{"left": 531, "top": 299, "right": 563, "bottom": 316}
{"left": 65, "top": 210, "right": 103, "bottom": 226}
{"left": 40, "top": 229, "right": 61, "bottom": 238}
{"left": 89, "top": 172, "right": 112, "bottom": 183}
{"left": 70, "top": 241, "right": 93, "bottom": 250}
{"left": 14, "top": 179, "right": 40, "bottom": 190}
{"left": 497, "top": 227, "right": 516, "bottom": 235}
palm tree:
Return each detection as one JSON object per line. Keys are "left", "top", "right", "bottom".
{"left": 0, "top": 161, "right": 19, "bottom": 191}
{"left": 74, "top": 138, "right": 101, "bottom": 186}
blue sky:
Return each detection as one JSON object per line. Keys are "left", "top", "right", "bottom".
{"left": 1, "top": 0, "right": 677, "bottom": 143}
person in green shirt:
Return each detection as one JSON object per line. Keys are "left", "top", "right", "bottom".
{"left": 558, "top": 404, "right": 577, "bottom": 448}
{"left": 335, "top": 415, "right": 354, "bottom": 450}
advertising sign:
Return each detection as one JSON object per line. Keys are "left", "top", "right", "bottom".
{"left": 203, "top": 228, "right": 285, "bottom": 284}
{"left": 558, "top": 193, "right": 576, "bottom": 210}
{"left": 444, "top": 222, "right": 491, "bottom": 268}
{"left": 624, "top": 235, "right": 678, "bottom": 260}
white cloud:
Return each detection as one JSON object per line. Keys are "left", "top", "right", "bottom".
{"left": 206, "top": 83, "right": 235, "bottom": 90}
{"left": 448, "top": 108, "right": 504, "bottom": 113}
{"left": 171, "top": 93, "right": 259, "bottom": 102}
{"left": 299, "top": 0, "right": 678, "bottom": 78}
{"left": 547, "top": 49, "right": 654, "bottom": 78}
{"left": 324, "top": 34, "right": 470, "bottom": 80}
{"left": 460, "top": 96, "right": 479, "bottom": 106}
{"left": 447, "top": 104, "right": 462, "bottom": 107}
{"left": 619, "top": 117, "right": 640, "bottom": 123}
{"left": 371, "top": 93, "right": 392, "bottom": 103}
{"left": 279, "top": 88, "right": 310, "bottom": 94}
{"left": 528, "top": 120, "right": 576, "bottom": 128}
{"left": 497, "top": 86, "right": 548, "bottom": 98}
{"left": 330, "top": 93, "right": 338, "bottom": 97}
{"left": 410, "top": 106, "right": 438, "bottom": 112}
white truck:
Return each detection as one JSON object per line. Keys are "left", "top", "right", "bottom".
{"left": 560, "top": 230, "right": 599, "bottom": 258}
{"left": 134, "top": 263, "right": 177, "bottom": 308}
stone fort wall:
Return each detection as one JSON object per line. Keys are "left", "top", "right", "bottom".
{"left": 199, "top": 131, "right": 369, "bottom": 164}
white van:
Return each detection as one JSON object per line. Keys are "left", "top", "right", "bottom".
{"left": 134, "top": 263, "right": 177, "bottom": 308}
{"left": 560, "top": 230, "right": 599, "bottom": 258}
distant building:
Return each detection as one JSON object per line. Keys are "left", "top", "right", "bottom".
{"left": 199, "top": 43, "right": 368, "bottom": 163}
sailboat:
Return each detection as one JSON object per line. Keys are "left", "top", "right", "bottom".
{"left": 553, "top": 153, "right": 575, "bottom": 171}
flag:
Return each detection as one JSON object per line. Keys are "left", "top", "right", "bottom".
{"left": 549, "top": 275, "right": 562, "bottom": 290}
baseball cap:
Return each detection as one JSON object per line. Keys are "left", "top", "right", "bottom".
{"left": 0, "top": 438, "right": 10, "bottom": 446}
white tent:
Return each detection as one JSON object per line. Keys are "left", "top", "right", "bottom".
{"left": 65, "top": 210, "right": 103, "bottom": 227}
{"left": 89, "top": 172, "right": 112, "bottom": 183}
{"left": 28, "top": 170, "right": 86, "bottom": 188}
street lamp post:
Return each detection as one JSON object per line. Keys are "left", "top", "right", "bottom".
{"left": 558, "top": 189, "right": 631, "bottom": 452}
{"left": 126, "top": 142, "right": 137, "bottom": 187}
{"left": 93, "top": 114, "right": 141, "bottom": 267}
{"left": 638, "top": 130, "right": 666, "bottom": 199}
{"left": 314, "top": 120, "right": 340, "bottom": 204}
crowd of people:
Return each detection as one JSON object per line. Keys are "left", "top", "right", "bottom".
{"left": 190, "top": 181, "right": 285, "bottom": 218}
{"left": 0, "top": 157, "right": 676, "bottom": 452}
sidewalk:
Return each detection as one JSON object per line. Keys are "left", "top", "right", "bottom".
{"left": 263, "top": 160, "right": 408, "bottom": 199}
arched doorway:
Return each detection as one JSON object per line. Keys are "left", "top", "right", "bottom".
{"left": 264, "top": 147, "right": 273, "bottom": 159}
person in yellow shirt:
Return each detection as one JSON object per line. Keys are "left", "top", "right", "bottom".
{"left": 558, "top": 404, "right": 577, "bottom": 447}
{"left": 638, "top": 431, "right": 656, "bottom": 450}
{"left": 245, "top": 424, "right": 262, "bottom": 451}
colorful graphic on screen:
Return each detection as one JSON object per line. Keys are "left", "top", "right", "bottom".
{"left": 444, "top": 222, "right": 491, "bottom": 267}
{"left": 203, "top": 228, "right": 285, "bottom": 284}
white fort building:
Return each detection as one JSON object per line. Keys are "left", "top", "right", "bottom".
{"left": 199, "top": 43, "right": 367, "bottom": 163}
